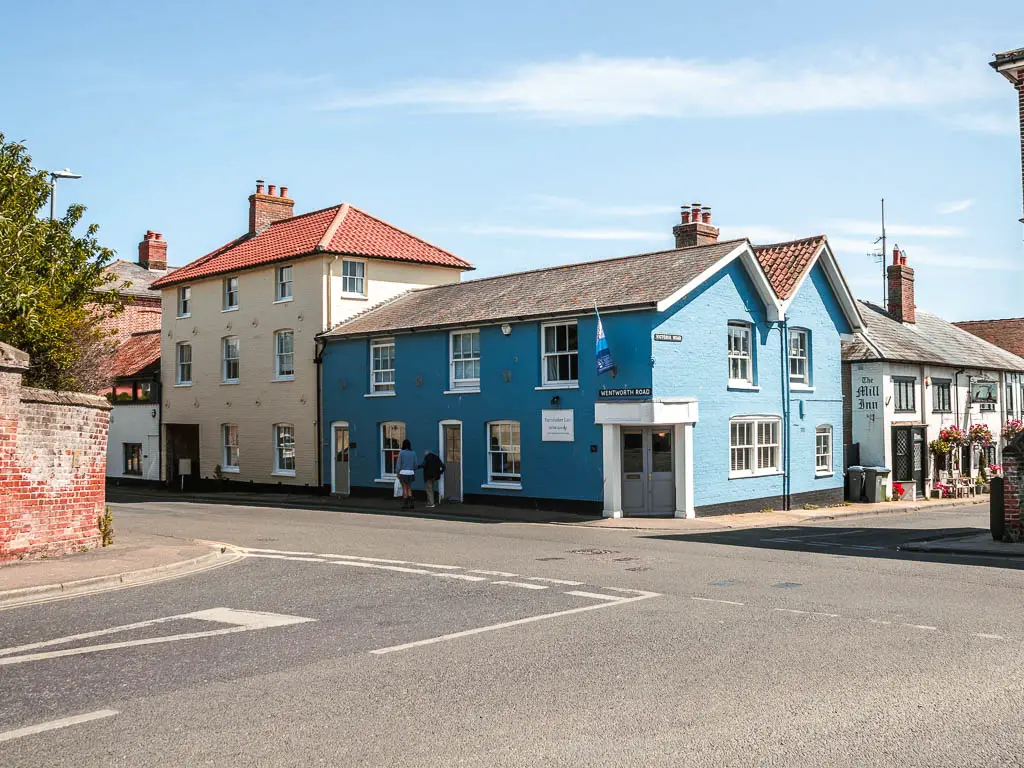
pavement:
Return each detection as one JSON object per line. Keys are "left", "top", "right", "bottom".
{"left": 3, "top": 498, "right": 1024, "bottom": 766}
{"left": 900, "top": 530, "right": 1024, "bottom": 557}
{"left": 0, "top": 530, "right": 238, "bottom": 609}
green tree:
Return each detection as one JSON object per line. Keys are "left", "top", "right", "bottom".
{"left": 0, "top": 133, "right": 125, "bottom": 391}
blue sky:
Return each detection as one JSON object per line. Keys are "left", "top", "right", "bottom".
{"left": 5, "top": 0, "right": 1023, "bottom": 320}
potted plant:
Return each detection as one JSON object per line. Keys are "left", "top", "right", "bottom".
{"left": 968, "top": 423, "right": 993, "bottom": 446}
{"left": 1003, "top": 419, "right": 1023, "bottom": 442}
{"left": 892, "top": 482, "right": 906, "bottom": 501}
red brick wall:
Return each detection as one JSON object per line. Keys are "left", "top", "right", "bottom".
{"left": 0, "top": 345, "right": 111, "bottom": 563}
{"left": 95, "top": 297, "right": 162, "bottom": 345}
{"left": 886, "top": 264, "right": 915, "bottom": 324}
{"left": 954, "top": 318, "right": 1024, "bottom": 357}
{"left": 1005, "top": 449, "right": 1022, "bottom": 537}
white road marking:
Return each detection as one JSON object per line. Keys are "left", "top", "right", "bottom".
{"left": 469, "top": 569, "right": 519, "bottom": 577}
{"left": 242, "top": 554, "right": 328, "bottom": 563}
{"left": 491, "top": 581, "right": 548, "bottom": 590}
{"left": 0, "top": 709, "right": 119, "bottom": 744}
{"left": 604, "top": 587, "right": 662, "bottom": 598}
{"left": 690, "top": 596, "right": 744, "bottom": 606}
{"left": 370, "top": 593, "right": 659, "bottom": 655}
{"left": 0, "top": 608, "right": 314, "bottom": 667}
{"left": 847, "top": 545, "right": 885, "bottom": 551}
{"left": 774, "top": 608, "right": 809, "bottom": 615}
{"left": 326, "top": 561, "right": 432, "bottom": 575}
{"left": 565, "top": 590, "right": 627, "bottom": 602}
{"left": 901, "top": 623, "right": 938, "bottom": 631}
{"left": 434, "top": 573, "right": 488, "bottom": 582}
{"left": 973, "top": 633, "right": 1006, "bottom": 640}
{"left": 867, "top": 619, "right": 893, "bottom": 625}
{"left": 242, "top": 547, "right": 459, "bottom": 570}
{"left": 525, "top": 576, "right": 584, "bottom": 586}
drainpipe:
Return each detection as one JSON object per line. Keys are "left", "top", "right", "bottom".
{"left": 778, "top": 318, "right": 792, "bottom": 511}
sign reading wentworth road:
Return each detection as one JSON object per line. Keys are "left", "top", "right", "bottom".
{"left": 598, "top": 388, "right": 652, "bottom": 398}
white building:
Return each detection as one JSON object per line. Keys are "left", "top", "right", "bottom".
{"left": 843, "top": 249, "right": 1024, "bottom": 499}
{"left": 106, "top": 330, "right": 162, "bottom": 482}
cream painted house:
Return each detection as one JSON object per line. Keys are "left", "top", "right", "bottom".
{"left": 152, "top": 181, "right": 472, "bottom": 489}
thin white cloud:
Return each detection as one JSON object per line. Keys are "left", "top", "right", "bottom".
{"left": 937, "top": 199, "right": 974, "bottom": 215}
{"left": 460, "top": 224, "right": 665, "bottom": 241}
{"left": 322, "top": 48, "right": 998, "bottom": 121}
{"left": 943, "top": 111, "right": 1017, "bottom": 135}
{"left": 827, "top": 219, "right": 965, "bottom": 238}
{"left": 830, "top": 238, "right": 1024, "bottom": 272}
{"left": 526, "top": 195, "right": 677, "bottom": 217}
{"left": 719, "top": 226, "right": 800, "bottom": 243}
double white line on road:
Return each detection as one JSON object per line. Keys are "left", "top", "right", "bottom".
{"left": 0, "top": 709, "right": 118, "bottom": 744}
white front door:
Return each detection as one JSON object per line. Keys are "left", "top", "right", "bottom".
{"left": 621, "top": 428, "right": 675, "bottom": 516}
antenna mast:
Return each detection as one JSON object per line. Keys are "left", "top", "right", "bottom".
{"left": 870, "top": 198, "right": 887, "bottom": 308}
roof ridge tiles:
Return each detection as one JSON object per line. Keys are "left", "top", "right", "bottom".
{"left": 753, "top": 234, "right": 827, "bottom": 249}
{"left": 339, "top": 205, "right": 469, "bottom": 267}
{"left": 955, "top": 316, "right": 1024, "bottom": 324}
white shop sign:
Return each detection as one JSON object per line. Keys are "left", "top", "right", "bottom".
{"left": 541, "top": 410, "right": 575, "bottom": 442}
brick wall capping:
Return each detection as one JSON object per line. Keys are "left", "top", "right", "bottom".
{"left": 0, "top": 341, "right": 30, "bottom": 373}
{"left": 20, "top": 387, "right": 113, "bottom": 411}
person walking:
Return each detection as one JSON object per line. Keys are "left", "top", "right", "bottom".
{"left": 422, "top": 449, "right": 446, "bottom": 509}
{"left": 395, "top": 439, "right": 418, "bottom": 510}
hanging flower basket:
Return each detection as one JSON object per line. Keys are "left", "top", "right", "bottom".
{"left": 929, "top": 439, "right": 952, "bottom": 456}
{"left": 938, "top": 425, "right": 967, "bottom": 447}
{"left": 1003, "top": 419, "right": 1024, "bottom": 442}
{"left": 968, "top": 423, "right": 993, "bottom": 445}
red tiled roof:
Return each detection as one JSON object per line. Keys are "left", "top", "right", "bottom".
{"left": 151, "top": 204, "right": 472, "bottom": 288}
{"left": 753, "top": 235, "right": 826, "bottom": 300}
{"left": 111, "top": 330, "right": 162, "bottom": 378}
{"left": 953, "top": 318, "right": 1024, "bottom": 357}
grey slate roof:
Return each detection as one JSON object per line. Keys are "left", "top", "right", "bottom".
{"left": 843, "top": 300, "right": 1024, "bottom": 372}
{"left": 105, "top": 260, "right": 175, "bottom": 299}
{"left": 324, "top": 239, "right": 745, "bottom": 337}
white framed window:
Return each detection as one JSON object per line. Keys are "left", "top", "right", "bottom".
{"left": 274, "top": 330, "right": 294, "bottom": 380}
{"left": 541, "top": 321, "right": 578, "bottom": 387}
{"left": 175, "top": 342, "right": 192, "bottom": 385}
{"left": 487, "top": 421, "right": 521, "bottom": 486}
{"left": 380, "top": 421, "right": 406, "bottom": 478}
{"left": 788, "top": 328, "right": 809, "bottom": 385}
{"left": 1008, "top": 383, "right": 1016, "bottom": 417}
{"left": 222, "top": 336, "right": 239, "bottom": 383}
{"left": 222, "top": 424, "right": 239, "bottom": 472}
{"left": 729, "top": 416, "right": 781, "bottom": 477}
{"left": 223, "top": 276, "right": 239, "bottom": 310}
{"left": 815, "top": 425, "right": 833, "bottom": 475}
{"left": 727, "top": 322, "right": 753, "bottom": 384}
{"left": 273, "top": 424, "right": 296, "bottom": 475}
{"left": 450, "top": 330, "right": 480, "bottom": 390}
{"left": 371, "top": 338, "right": 396, "bottom": 393}
{"left": 342, "top": 259, "right": 366, "bottom": 296}
{"left": 276, "top": 265, "right": 293, "bottom": 302}
{"left": 177, "top": 286, "right": 191, "bottom": 317}
{"left": 894, "top": 377, "right": 915, "bottom": 413}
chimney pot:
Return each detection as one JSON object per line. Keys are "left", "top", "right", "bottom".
{"left": 702, "top": 207, "right": 712, "bottom": 224}
{"left": 256, "top": 179, "right": 265, "bottom": 194}
{"left": 680, "top": 208, "right": 691, "bottom": 224}
{"left": 280, "top": 186, "right": 288, "bottom": 198}
{"left": 892, "top": 245, "right": 901, "bottom": 265}
{"left": 268, "top": 184, "right": 276, "bottom": 196}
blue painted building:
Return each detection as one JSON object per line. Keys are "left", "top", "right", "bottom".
{"left": 318, "top": 209, "right": 864, "bottom": 516}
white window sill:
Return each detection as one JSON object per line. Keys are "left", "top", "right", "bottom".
{"left": 815, "top": 471, "right": 835, "bottom": 478}
{"left": 728, "top": 383, "right": 760, "bottom": 391}
{"left": 273, "top": 376, "right": 295, "bottom": 383}
{"left": 222, "top": 307, "right": 239, "bottom": 313}
{"left": 221, "top": 380, "right": 239, "bottom": 386}
{"left": 365, "top": 391, "right": 396, "bottom": 398}
{"left": 272, "top": 470, "right": 296, "bottom": 478}
{"left": 481, "top": 482, "right": 522, "bottom": 490}
{"left": 174, "top": 383, "right": 192, "bottom": 388}
{"left": 536, "top": 383, "right": 578, "bottom": 391}
{"left": 790, "top": 384, "right": 815, "bottom": 392}
{"left": 340, "top": 293, "right": 368, "bottom": 301}
{"left": 444, "top": 388, "right": 480, "bottom": 395}
{"left": 728, "top": 470, "right": 783, "bottom": 480}
{"left": 274, "top": 297, "right": 293, "bottom": 304}
{"left": 222, "top": 466, "right": 240, "bottom": 474}
{"left": 374, "top": 476, "right": 397, "bottom": 484}
{"left": 177, "top": 314, "right": 191, "bottom": 319}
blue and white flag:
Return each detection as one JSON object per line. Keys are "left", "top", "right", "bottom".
{"left": 595, "top": 306, "right": 615, "bottom": 375}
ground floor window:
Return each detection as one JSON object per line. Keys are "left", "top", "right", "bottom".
{"left": 815, "top": 425, "right": 833, "bottom": 474}
{"left": 274, "top": 424, "right": 295, "bottom": 475}
{"left": 124, "top": 443, "right": 142, "bottom": 475}
{"left": 222, "top": 424, "right": 239, "bottom": 471}
{"left": 381, "top": 421, "right": 406, "bottom": 478}
{"left": 487, "top": 421, "right": 521, "bottom": 486}
{"left": 729, "top": 417, "right": 781, "bottom": 477}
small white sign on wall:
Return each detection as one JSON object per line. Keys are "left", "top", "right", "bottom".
{"left": 542, "top": 410, "right": 575, "bottom": 442}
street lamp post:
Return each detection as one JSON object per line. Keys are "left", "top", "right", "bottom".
{"left": 49, "top": 168, "right": 82, "bottom": 221}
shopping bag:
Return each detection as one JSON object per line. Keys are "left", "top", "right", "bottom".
{"left": 393, "top": 477, "right": 403, "bottom": 498}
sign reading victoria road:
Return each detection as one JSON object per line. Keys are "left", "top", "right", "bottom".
{"left": 653, "top": 333, "right": 682, "bottom": 342}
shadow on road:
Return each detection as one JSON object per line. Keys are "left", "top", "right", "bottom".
{"left": 643, "top": 525, "right": 1024, "bottom": 570}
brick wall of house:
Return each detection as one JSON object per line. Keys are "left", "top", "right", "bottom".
{"left": 1004, "top": 437, "right": 1023, "bottom": 538}
{"left": 0, "top": 343, "right": 111, "bottom": 563}
{"left": 96, "top": 297, "right": 162, "bottom": 345}
{"left": 954, "top": 318, "right": 1024, "bottom": 358}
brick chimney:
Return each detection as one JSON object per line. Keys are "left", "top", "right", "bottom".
{"left": 138, "top": 231, "right": 167, "bottom": 271}
{"left": 248, "top": 179, "right": 294, "bottom": 235}
{"left": 887, "top": 245, "right": 915, "bottom": 324}
{"left": 672, "top": 202, "right": 720, "bottom": 248}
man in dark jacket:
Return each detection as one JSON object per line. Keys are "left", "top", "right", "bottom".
{"left": 422, "top": 450, "right": 446, "bottom": 508}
